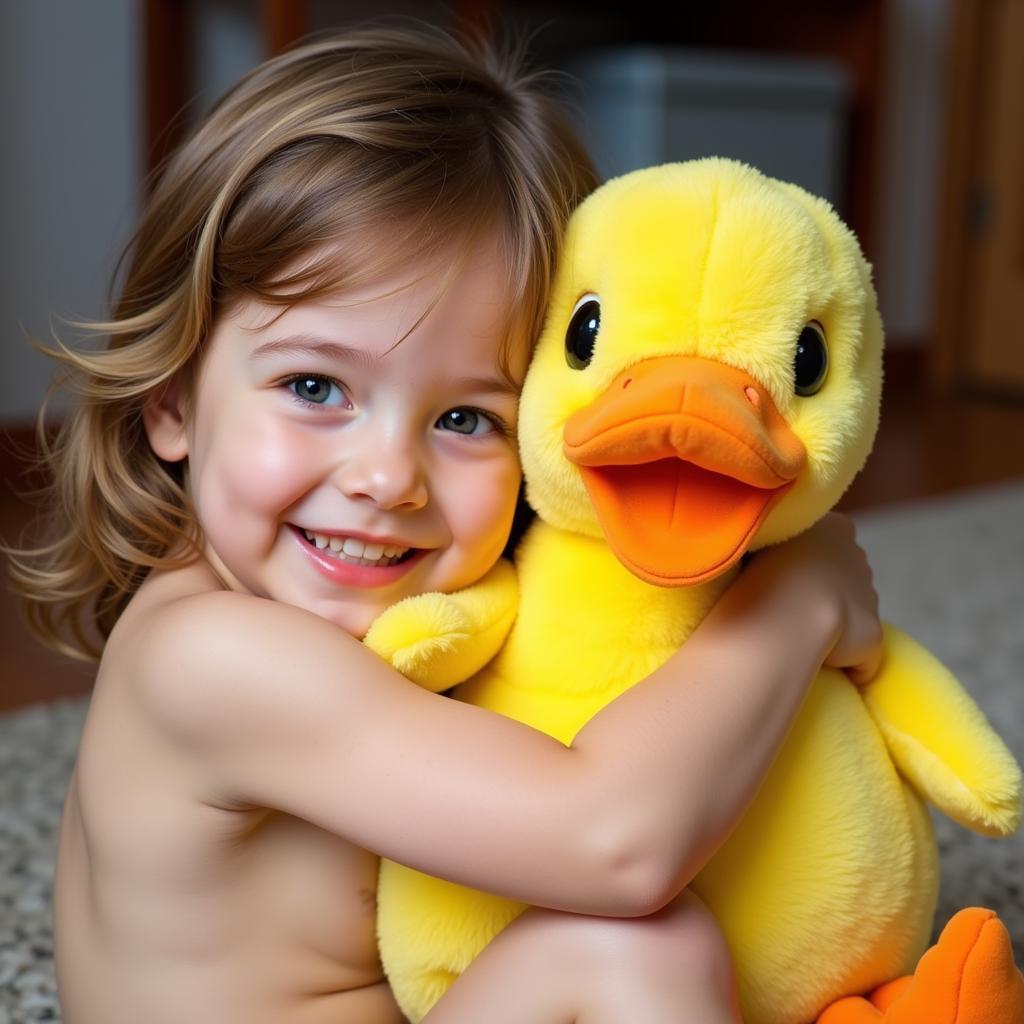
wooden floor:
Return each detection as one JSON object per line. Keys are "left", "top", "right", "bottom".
{"left": 3, "top": 366, "right": 1024, "bottom": 715}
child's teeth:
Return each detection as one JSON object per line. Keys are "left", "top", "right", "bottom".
{"left": 302, "top": 528, "right": 411, "bottom": 565}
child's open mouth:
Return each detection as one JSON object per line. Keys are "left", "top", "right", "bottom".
{"left": 289, "top": 524, "right": 429, "bottom": 589}
{"left": 295, "top": 527, "right": 420, "bottom": 568}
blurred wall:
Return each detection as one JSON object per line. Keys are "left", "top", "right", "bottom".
{"left": 0, "top": 0, "right": 140, "bottom": 425}
{"left": 0, "top": 0, "right": 949, "bottom": 427}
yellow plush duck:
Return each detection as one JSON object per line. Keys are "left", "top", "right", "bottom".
{"left": 365, "top": 159, "right": 1024, "bottom": 1024}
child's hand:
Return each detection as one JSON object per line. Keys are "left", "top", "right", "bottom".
{"left": 750, "top": 512, "right": 884, "bottom": 687}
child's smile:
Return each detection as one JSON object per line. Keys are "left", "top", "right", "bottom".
{"left": 145, "top": 237, "right": 527, "bottom": 637}
{"left": 290, "top": 524, "right": 431, "bottom": 587}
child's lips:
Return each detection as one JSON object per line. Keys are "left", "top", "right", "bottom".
{"left": 289, "top": 525, "right": 431, "bottom": 589}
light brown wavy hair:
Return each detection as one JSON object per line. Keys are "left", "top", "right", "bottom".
{"left": 6, "top": 19, "right": 598, "bottom": 661}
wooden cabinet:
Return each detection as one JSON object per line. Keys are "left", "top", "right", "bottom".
{"left": 143, "top": 1, "right": 886, "bottom": 255}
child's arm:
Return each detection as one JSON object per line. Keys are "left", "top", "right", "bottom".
{"left": 140, "top": 512, "right": 879, "bottom": 919}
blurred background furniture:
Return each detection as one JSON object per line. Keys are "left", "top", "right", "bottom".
{"left": 145, "top": 0, "right": 888, "bottom": 258}
{"left": 934, "top": 0, "right": 1024, "bottom": 395}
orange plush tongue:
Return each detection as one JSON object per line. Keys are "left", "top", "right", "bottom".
{"left": 563, "top": 355, "right": 806, "bottom": 586}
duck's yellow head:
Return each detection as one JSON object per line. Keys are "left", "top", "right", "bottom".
{"left": 518, "top": 158, "right": 883, "bottom": 586}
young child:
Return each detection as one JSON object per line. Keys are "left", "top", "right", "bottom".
{"left": 9, "top": 23, "right": 884, "bottom": 1024}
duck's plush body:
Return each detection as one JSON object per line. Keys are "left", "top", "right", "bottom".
{"left": 365, "top": 159, "right": 1023, "bottom": 1024}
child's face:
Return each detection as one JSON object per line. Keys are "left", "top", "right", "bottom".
{"left": 149, "top": 238, "right": 527, "bottom": 638}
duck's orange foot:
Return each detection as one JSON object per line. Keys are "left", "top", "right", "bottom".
{"left": 816, "top": 908, "right": 1024, "bottom": 1024}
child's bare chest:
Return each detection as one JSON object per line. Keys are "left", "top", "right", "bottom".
{"left": 53, "top": 680, "right": 397, "bottom": 1023}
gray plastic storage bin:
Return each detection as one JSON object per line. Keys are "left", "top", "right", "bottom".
{"left": 559, "top": 47, "right": 851, "bottom": 207}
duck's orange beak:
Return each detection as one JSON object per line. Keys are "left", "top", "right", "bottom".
{"left": 563, "top": 356, "right": 806, "bottom": 586}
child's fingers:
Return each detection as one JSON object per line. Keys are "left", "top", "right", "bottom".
{"left": 845, "top": 649, "right": 883, "bottom": 687}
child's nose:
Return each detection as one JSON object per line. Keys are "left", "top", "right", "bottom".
{"left": 333, "top": 445, "right": 428, "bottom": 511}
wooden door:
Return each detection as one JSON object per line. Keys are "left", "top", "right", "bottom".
{"left": 935, "top": 0, "right": 1024, "bottom": 395}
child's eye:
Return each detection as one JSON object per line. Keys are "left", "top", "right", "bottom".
{"left": 284, "top": 375, "right": 349, "bottom": 408}
{"left": 436, "top": 407, "right": 507, "bottom": 437}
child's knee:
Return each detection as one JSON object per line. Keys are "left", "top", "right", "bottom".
{"left": 644, "top": 889, "right": 735, "bottom": 994}
{"left": 531, "top": 890, "right": 734, "bottom": 993}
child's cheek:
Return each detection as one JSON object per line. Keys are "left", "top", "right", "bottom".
{"left": 477, "top": 460, "right": 520, "bottom": 532}
{"left": 231, "top": 417, "right": 325, "bottom": 509}
{"left": 445, "top": 456, "right": 521, "bottom": 588}
{"left": 201, "top": 415, "right": 325, "bottom": 540}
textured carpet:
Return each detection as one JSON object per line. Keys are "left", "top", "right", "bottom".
{"left": 850, "top": 480, "right": 1024, "bottom": 955}
{"left": 2, "top": 480, "right": 1022, "bottom": 1022}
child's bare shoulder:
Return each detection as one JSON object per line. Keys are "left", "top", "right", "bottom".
{"left": 109, "top": 559, "right": 416, "bottom": 823}
{"left": 136, "top": 574, "right": 339, "bottom": 668}
{"left": 123, "top": 562, "right": 331, "bottom": 670}
{"left": 111, "top": 563, "right": 363, "bottom": 776}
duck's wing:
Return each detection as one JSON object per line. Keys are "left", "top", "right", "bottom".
{"left": 362, "top": 558, "right": 518, "bottom": 692}
{"left": 862, "top": 622, "right": 1022, "bottom": 837}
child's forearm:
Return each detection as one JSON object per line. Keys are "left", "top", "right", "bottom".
{"left": 567, "top": 555, "right": 838, "bottom": 913}
{"left": 168, "top": 539, "right": 851, "bottom": 919}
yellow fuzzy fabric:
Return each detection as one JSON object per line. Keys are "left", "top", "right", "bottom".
{"left": 363, "top": 559, "right": 518, "bottom": 692}
{"left": 372, "top": 159, "right": 1022, "bottom": 1024}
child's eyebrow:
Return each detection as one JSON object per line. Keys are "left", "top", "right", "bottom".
{"left": 250, "top": 333, "right": 519, "bottom": 397}
{"left": 249, "top": 334, "right": 373, "bottom": 368}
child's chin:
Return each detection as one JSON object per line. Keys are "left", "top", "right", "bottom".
{"left": 307, "top": 599, "right": 383, "bottom": 641}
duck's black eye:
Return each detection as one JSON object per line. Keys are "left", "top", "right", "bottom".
{"left": 794, "top": 321, "right": 828, "bottom": 396}
{"left": 566, "top": 294, "right": 600, "bottom": 369}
